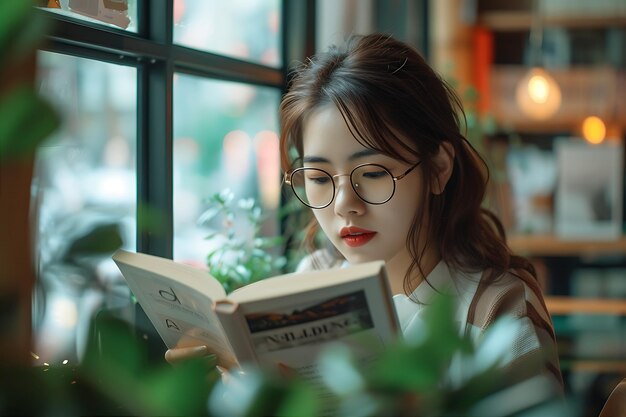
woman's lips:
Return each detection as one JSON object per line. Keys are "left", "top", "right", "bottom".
{"left": 340, "top": 227, "right": 377, "bottom": 248}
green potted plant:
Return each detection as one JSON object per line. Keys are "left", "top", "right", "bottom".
{"left": 200, "top": 189, "right": 286, "bottom": 293}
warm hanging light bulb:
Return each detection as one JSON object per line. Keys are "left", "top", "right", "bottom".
{"left": 516, "top": 67, "right": 562, "bottom": 120}
{"left": 528, "top": 73, "right": 550, "bottom": 103}
{"left": 516, "top": 0, "right": 562, "bottom": 120}
{"left": 581, "top": 115, "right": 606, "bottom": 144}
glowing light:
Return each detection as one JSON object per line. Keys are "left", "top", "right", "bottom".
{"left": 528, "top": 75, "right": 549, "bottom": 103}
{"left": 43, "top": 362, "right": 50, "bottom": 367}
{"left": 62, "top": 359, "right": 69, "bottom": 365}
{"left": 268, "top": 10, "right": 279, "bottom": 33}
{"left": 31, "top": 352, "right": 40, "bottom": 360}
{"left": 582, "top": 116, "right": 606, "bottom": 144}
{"left": 223, "top": 130, "right": 251, "bottom": 180}
{"left": 103, "top": 135, "right": 130, "bottom": 167}
{"left": 50, "top": 297, "right": 78, "bottom": 328}
{"left": 173, "top": 0, "right": 186, "bottom": 24}
{"left": 254, "top": 131, "right": 280, "bottom": 210}
{"left": 516, "top": 67, "right": 561, "bottom": 120}
{"left": 174, "top": 136, "right": 200, "bottom": 166}
{"left": 91, "top": 169, "right": 134, "bottom": 204}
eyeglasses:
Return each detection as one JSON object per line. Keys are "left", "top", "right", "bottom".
{"left": 284, "top": 162, "right": 421, "bottom": 209}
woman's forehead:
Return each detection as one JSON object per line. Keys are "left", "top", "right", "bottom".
{"left": 302, "top": 105, "right": 418, "bottom": 163}
{"left": 302, "top": 105, "right": 371, "bottom": 154}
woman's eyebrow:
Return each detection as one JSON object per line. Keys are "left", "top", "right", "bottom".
{"left": 349, "top": 149, "right": 380, "bottom": 160}
{"left": 302, "top": 156, "right": 329, "bottom": 163}
{"left": 302, "top": 149, "right": 380, "bottom": 164}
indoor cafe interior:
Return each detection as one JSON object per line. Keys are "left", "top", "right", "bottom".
{"left": 0, "top": 0, "right": 625, "bottom": 416}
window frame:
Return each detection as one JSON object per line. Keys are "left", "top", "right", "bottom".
{"left": 38, "top": 0, "right": 315, "bottom": 259}
{"left": 35, "top": 0, "right": 314, "bottom": 360}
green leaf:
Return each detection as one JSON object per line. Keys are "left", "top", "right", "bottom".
{"left": 143, "top": 358, "right": 215, "bottom": 416}
{"left": 254, "top": 236, "right": 284, "bottom": 249}
{"left": 274, "top": 380, "right": 320, "bottom": 417}
{"left": 237, "top": 198, "right": 255, "bottom": 210}
{"left": 273, "top": 257, "right": 287, "bottom": 269}
{"left": 0, "top": 0, "right": 53, "bottom": 66}
{"left": 442, "top": 365, "right": 502, "bottom": 413}
{"left": 367, "top": 344, "right": 443, "bottom": 392}
{"left": 81, "top": 314, "right": 215, "bottom": 416}
{"left": 198, "top": 206, "right": 221, "bottom": 225}
{"left": 0, "top": 86, "right": 61, "bottom": 161}
{"left": 63, "top": 223, "right": 123, "bottom": 261}
{"left": 0, "top": 0, "right": 31, "bottom": 46}
{"left": 204, "top": 231, "right": 220, "bottom": 240}
{"left": 81, "top": 316, "right": 145, "bottom": 383}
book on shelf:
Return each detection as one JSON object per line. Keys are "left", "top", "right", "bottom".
{"left": 112, "top": 249, "right": 399, "bottom": 375}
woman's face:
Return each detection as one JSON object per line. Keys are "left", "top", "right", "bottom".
{"left": 301, "top": 104, "right": 425, "bottom": 272}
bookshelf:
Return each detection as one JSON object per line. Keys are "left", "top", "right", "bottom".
{"left": 475, "top": 0, "right": 626, "bottom": 409}
{"left": 561, "top": 360, "right": 626, "bottom": 373}
{"left": 546, "top": 296, "right": 626, "bottom": 315}
{"left": 508, "top": 234, "right": 626, "bottom": 257}
{"left": 508, "top": 235, "right": 626, "bottom": 315}
{"left": 478, "top": 11, "right": 626, "bottom": 31}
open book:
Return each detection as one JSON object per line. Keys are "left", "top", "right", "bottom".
{"left": 112, "top": 249, "right": 400, "bottom": 375}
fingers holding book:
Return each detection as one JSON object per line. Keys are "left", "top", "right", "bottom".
{"left": 164, "top": 345, "right": 214, "bottom": 365}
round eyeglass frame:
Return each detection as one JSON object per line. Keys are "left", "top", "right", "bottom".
{"left": 284, "top": 161, "right": 422, "bottom": 209}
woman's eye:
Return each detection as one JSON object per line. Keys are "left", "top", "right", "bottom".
{"left": 307, "top": 176, "right": 330, "bottom": 185}
{"left": 362, "top": 170, "right": 387, "bottom": 179}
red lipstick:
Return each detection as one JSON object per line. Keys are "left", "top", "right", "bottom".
{"left": 340, "top": 226, "right": 377, "bottom": 247}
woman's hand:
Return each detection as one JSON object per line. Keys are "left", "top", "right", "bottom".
{"left": 164, "top": 344, "right": 240, "bottom": 382}
{"left": 164, "top": 345, "right": 213, "bottom": 365}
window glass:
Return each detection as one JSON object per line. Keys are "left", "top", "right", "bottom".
{"left": 173, "top": 74, "right": 281, "bottom": 266}
{"left": 32, "top": 51, "right": 137, "bottom": 364}
{"left": 173, "top": 0, "right": 281, "bottom": 67}
{"left": 39, "top": 0, "right": 137, "bottom": 32}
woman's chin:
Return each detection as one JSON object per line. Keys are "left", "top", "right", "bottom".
{"left": 342, "top": 252, "right": 384, "bottom": 265}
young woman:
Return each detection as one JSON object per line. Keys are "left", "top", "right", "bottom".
{"left": 279, "top": 33, "right": 563, "bottom": 391}
{"left": 167, "top": 33, "right": 562, "bottom": 394}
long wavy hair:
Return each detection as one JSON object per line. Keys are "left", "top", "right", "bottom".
{"left": 279, "top": 33, "right": 536, "bottom": 293}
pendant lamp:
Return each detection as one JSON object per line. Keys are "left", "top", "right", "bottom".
{"left": 515, "top": 0, "right": 561, "bottom": 120}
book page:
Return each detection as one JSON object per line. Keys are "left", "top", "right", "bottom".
{"left": 228, "top": 260, "right": 387, "bottom": 304}
{"left": 113, "top": 250, "right": 237, "bottom": 368}
{"left": 231, "top": 270, "right": 398, "bottom": 389}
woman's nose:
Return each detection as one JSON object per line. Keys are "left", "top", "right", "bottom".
{"left": 333, "top": 176, "right": 366, "bottom": 217}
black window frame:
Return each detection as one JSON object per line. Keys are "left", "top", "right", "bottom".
{"left": 36, "top": 0, "right": 315, "bottom": 360}
{"left": 38, "top": 0, "right": 315, "bottom": 259}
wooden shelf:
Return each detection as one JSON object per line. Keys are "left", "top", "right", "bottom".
{"left": 546, "top": 296, "right": 626, "bottom": 315}
{"left": 507, "top": 234, "right": 626, "bottom": 257}
{"left": 561, "top": 360, "right": 626, "bottom": 373}
{"left": 478, "top": 11, "right": 626, "bottom": 31}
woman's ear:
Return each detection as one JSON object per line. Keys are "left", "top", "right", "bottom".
{"left": 431, "top": 141, "right": 455, "bottom": 195}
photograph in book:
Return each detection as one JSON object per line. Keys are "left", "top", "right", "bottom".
{"left": 112, "top": 249, "right": 399, "bottom": 371}
{"left": 248, "top": 290, "right": 379, "bottom": 353}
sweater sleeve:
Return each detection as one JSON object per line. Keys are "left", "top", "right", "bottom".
{"left": 466, "top": 271, "right": 564, "bottom": 393}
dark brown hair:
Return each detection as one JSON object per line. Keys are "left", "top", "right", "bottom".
{"left": 280, "top": 33, "right": 536, "bottom": 293}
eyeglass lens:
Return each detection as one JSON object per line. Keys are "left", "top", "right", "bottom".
{"left": 290, "top": 165, "right": 395, "bottom": 208}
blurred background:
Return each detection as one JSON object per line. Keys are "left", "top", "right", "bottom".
{"left": 17, "top": 1, "right": 626, "bottom": 415}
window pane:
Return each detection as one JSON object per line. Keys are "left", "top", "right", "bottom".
{"left": 173, "top": 74, "right": 281, "bottom": 266}
{"left": 173, "top": 0, "right": 282, "bottom": 67}
{"left": 33, "top": 51, "right": 137, "bottom": 364}
{"left": 39, "top": 0, "right": 137, "bottom": 32}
